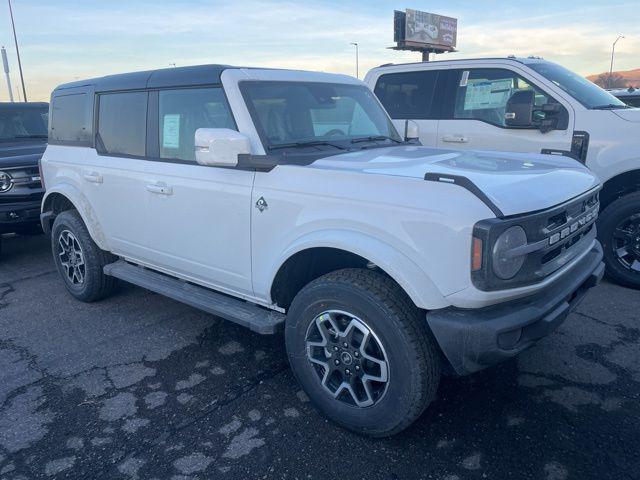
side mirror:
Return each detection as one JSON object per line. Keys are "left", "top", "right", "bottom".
{"left": 194, "top": 128, "right": 251, "bottom": 167}
{"left": 404, "top": 120, "right": 420, "bottom": 142}
{"left": 505, "top": 90, "right": 534, "bottom": 128}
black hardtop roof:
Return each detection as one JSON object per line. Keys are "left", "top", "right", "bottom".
{"left": 0, "top": 101, "right": 49, "bottom": 108}
{"left": 53, "top": 64, "right": 235, "bottom": 95}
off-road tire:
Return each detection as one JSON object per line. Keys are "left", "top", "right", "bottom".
{"left": 285, "top": 268, "right": 440, "bottom": 437}
{"left": 598, "top": 192, "right": 640, "bottom": 289}
{"left": 51, "top": 210, "right": 118, "bottom": 302}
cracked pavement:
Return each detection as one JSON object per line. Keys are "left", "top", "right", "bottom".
{"left": 0, "top": 234, "right": 638, "bottom": 479}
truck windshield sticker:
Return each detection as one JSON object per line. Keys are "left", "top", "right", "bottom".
{"left": 162, "top": 114, "right": 181, "bottom": 149}
{"left": 459, "top": 70, "right": 469, "bottom": 87}
{"left": 463, "top": 79, "right": 513, "bottom": 111}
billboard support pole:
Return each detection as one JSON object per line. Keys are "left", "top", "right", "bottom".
{"left": 7, "top": 0, "right": 27, "bottom": 102}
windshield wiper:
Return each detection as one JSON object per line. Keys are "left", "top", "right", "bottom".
{"left": 350, "top": 135, "right": 403, "bottom": 145}
{"left": 269, "top": 140, "right": 348, "bottom": 151}
{"left": 591, "top": 104, "right": 630, "bottom": 110}
{"left": 14, "top": 134, "right": 48, "bottom": 139}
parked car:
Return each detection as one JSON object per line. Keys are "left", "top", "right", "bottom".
{"left": 608, "top": 87, "right": 640, "bottom": 107}
{"left": 40, "top": 65, "right": 603, "bottom": 436}
{"left": 0, "top": 102, "right": 48, "bottom": 255}
{"left": 365, "top": 57, "right": 640, "bottom": 289}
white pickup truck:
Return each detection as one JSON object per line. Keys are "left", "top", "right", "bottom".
{"left": 365, "top": 57, "right": 640, "bottom": 289}
{"left": 40, "top": 65, "right": 603, "bottom": 436}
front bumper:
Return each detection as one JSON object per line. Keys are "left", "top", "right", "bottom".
{"left": 0, "top": 200, "right": 42, "bottom": 233}
{"left": 427, "top": 241, "right": 604, "bottom": 376}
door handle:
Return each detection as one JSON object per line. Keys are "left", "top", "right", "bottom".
{"left": 83, "top": 171, "right": 103, "bottom": 184}
{"left": 146, "top": 182, "right": 173, "bottom": 196}
{"left": 442, "top": 135, "right": 469, "bottom": 143}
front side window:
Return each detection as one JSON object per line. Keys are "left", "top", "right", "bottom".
{"left": 158, "top": 87, "right": 235, "bottom": 161}
{"left": 454, "top": 69, "right": 555, "bottom": 127}
{"left": 97, "top": 91, "right": 147, "bottom": 156}
{"left": 241, "top": 81, "right": 401, "bottom": 151}
{"left": 374, "top": 70, "right": 439, "bottom": 119}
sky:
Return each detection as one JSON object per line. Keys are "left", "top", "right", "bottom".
{"left": 0, "top": 0, "right": 638, "bottom": 102}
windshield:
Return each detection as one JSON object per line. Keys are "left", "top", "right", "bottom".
{"left": 241, "top": 81, "right": 402, "bottom": 151}
{"left": 527, "top": 61, "right": 627, "bottom": 109}
{"left": 0, "top": 105, "right": 49, "bottom": 141}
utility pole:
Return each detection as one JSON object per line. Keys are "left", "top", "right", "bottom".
{"left": 609, "top": 35, "right": 625, "bottom": 88}
{"left": 1, "top": 47, "right": 14, "bottom": 102}
{"left": 350, "top": 42, "right": 359, "bottom": 79}
{"left": 8, "top": 0, "right": 27, "bottom": 102}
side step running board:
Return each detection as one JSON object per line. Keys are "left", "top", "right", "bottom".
{"left": 104, "top": 260, "right": 285, "bottom": 334}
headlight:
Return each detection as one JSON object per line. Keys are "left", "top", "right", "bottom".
{"left": 492, "top": 226, "right": 527, "bottom": 279}
{"left": 0, "top": 171, "right": 12, "bottom": 193}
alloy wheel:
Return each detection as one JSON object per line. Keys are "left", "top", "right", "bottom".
{"left": 612, "top": 213, "right": 640, "bottom": 274}
{"left": 58, "top": 230, "right": 86, "bottom": 286}
{"left": 305, "top": 310, "right": 389, "bottom": 408}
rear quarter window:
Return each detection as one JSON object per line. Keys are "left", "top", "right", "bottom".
{"left": 50, "top": 93, "right": 92, "bottom": 145}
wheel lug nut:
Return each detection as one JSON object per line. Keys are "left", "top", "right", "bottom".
{"left": 343, "top": 342, "right": 348, "bottom": 348}
{"left": 355, "top": 365, "right": 360, "bottom": 371}
{"left": 333, "top": 346, "right": 339, "bottom": 351}
{"left": 345, "top": 369, "right": 351, "bottom": 375}
{"left": 354, "top": 351, "right": 359, "bottom": 357}
{"left": 334, "top": 359, "right": 340, "bottom": 365}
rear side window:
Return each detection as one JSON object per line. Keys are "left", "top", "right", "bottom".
{"left": 50, "top": 93, "right": 92, "bottom": 145}
{"left": 158, "top": 87, "right": 235, "bottom": 162}
{"left": 374, "top": 71, "right": 439, "bottom": 119}
{"left": 97, "top": 92, "right": 147, "bottom": 156}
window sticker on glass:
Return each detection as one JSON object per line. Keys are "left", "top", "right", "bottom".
{"left": 460, "top": 70, "right": 469, "bottom": 87}
{"left": 463, "top": 79, "right": 513, "bottom": 111}
{"left": 162, "top": 114, "right": 181, "bottom": 149}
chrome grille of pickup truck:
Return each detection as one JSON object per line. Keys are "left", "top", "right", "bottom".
{"left": 472, "top": 188, "right": 600, "bottom": 291}
{"left": 0, "top": 166, "right": 43, "bottom": 204}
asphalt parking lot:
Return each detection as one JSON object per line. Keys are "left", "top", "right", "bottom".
{"left": 0, "top": 234, "right": 638, "bottom": 480}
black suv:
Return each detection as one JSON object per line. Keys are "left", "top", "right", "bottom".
{"left": 0, "top": 102, "right": 48, "bottom": 253}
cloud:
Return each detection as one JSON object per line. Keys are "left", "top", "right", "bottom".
{"left": 1, "top": 0, "right": 637, "bottom": 101}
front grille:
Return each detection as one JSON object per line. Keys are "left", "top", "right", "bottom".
{"left": 0, "top": 165, "right": 43, "bottom": 203}
{"left": 472, "top": 188, "right": 600, "bottom": 291}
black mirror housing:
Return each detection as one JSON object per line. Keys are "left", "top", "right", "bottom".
{"left": 505, "top": 90, "right": 535, "bottom": 127}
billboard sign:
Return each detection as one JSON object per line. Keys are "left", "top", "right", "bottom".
{"left": 394, "top": 9, "right": 457, "bottom": 50}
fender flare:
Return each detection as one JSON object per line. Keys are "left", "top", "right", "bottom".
{"left": 264, "top": 229, "right": 449, "bottom": 310}
{"left": 41, "top": 183, "right": 110, "bottom": 251}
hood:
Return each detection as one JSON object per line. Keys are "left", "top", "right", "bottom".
{"left": 309, "top": 146, "right": 600, "bottom": 217}
{"left": 612, "top": 108, "right": 640, "bottom": 123}
{"left": 0, "top": 141, "right": 47, "bottom": 168}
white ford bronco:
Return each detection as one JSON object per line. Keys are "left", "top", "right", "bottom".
{"left": 365, "top": 57, "right": 640, "bottom": 289}
{"left": 41, "top": 65, "right": 604, "bottom": 436}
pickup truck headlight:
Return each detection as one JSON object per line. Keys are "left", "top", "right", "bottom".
{"left": 0, "top": 171, "right": 12, "bottom": 193}
{"left": 492, "top": 226, "right": 527, "bottom": 279}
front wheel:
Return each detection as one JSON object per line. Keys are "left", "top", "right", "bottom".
{"left": 285, "top": 269, "right": 440, "bottom": 437}
{"left": 51, "top": 210, "right": 118, "bottom": 302}
{"left": 598, "top": 192, "right": 640, "bottom": 289}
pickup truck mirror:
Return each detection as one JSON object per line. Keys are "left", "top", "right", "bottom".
{"left": 505, "top": 90, "right": 534, "bottom": 128}
{"left": 194, "top": 128, "right": 251, "bottom": 167}
{"left": 404, "top": 120, "right": 420, "bottom": 142}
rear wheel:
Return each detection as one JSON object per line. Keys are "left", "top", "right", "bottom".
{"left": 598, "top": 192, "right": 640, "bottom": 289}
{"left": 285, "top": 268, "right": 440, "bottom": 437}
{"left": 51, "top": 210, "right": 117, "bottom": 302}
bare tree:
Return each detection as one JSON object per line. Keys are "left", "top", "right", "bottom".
{"left": 593, "top": 72, "right": 628, "bottom": 88}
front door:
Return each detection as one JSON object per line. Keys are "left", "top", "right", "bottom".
{"left": 437, "top": 67, "right": 574, "bottom": 155}
{"left": 141, "top": 86, "right": 254, "bottom": 296}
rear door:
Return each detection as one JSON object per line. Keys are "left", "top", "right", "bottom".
{"left": 87, "top": 90, "right": 152, "bottom": 260}
{"left": 372, "top": 69, "right": 445, "bottom": 146}
{"left": 436, "top": 67, "right": 575, "bottom": 154}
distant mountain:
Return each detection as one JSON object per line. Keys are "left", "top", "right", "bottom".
{"left": 587, "top": 68, "right": 640, "bottom": 88}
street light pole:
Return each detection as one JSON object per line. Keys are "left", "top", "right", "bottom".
{"left": 350, "top": 42, "right": 359, "bottom": 79}
{"left": 1, "top": 47, "right": 14, "bottom": 102}
{"left": 7, "top": 0, "right": 27, "bottom": 102}
{"left": 609, "top": 35, "right": 625, "bottom": 89}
